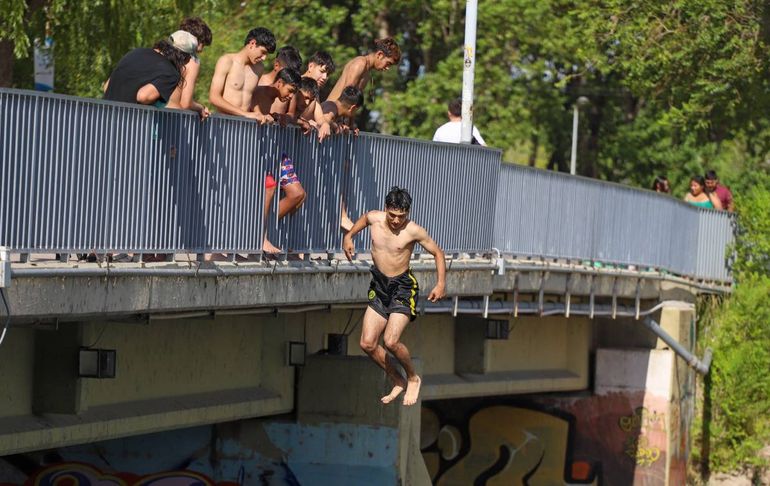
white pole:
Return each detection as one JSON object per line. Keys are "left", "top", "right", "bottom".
{"left": 570, "top": 104, "right": 579, "bottom": 175}
{"left": 461, "top": 0, "right": 478, "bottom": 144}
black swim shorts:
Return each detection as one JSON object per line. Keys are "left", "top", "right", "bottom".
{"left": 367, "top": 267, "right": 420, "bottom": 322}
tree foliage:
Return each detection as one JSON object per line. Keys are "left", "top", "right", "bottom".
{"left": 2, "top": 0, "right": 770, "bottom": 189}
{"left": 694, "top": 177, "right": 770, "bottom": 473}
{"left": 4, "top": 0, "right": 770, "bottom": 473}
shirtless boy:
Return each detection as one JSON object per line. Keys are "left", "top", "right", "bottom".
{"left": 270, "top": 77, "right": 319, "bottom": 131}
{"left": 258, "top": 45, "right": 302, "bottom": 87}
{"left": 253, "top": 68, "right": 304, "bottom": 253}
{"left": 208, "top": 27, "right": 276, "bottom": 119}
{"left": 271, "top": 51, "right": 335, "bottom": 125}
{"left": 343, "top": 187, "right": 446, "bottom": 406}
{"left": 316, "top": 86, "right": 363, "bottom": 142}
{"left": 288, "top": 77, "right": 320, "bottom": 130}
{"left": 251, "top": 67, "right": 301, "bottom": 122}
{"left": 327, "top": 38, "right": 400, "bottom": 103}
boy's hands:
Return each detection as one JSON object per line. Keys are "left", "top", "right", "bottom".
{"left": 343, "top": 233, "right": 355, "bottom": 261}
{"left": 427, "top": 283, "right": 446, "bottom": 302}
{"left": 318, "top": 122, "right": 332, "bottom": 142}
{"left": 297, "top": 118, "right": 313, "bottom": 135}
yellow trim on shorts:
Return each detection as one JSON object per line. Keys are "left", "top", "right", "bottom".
{"left": 407, "top": 271, "right": 418, "bottom": 316}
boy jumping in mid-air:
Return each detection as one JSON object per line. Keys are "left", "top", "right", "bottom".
{"left": 343, "top": 187, "right": 446, "bottom": 406}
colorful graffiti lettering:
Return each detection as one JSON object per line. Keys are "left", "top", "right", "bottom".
{"left": 26, "top": 462, "right": 239, "bottom": 486}
{"left": 421, "top": 405, "right": 598, "bottom": 485}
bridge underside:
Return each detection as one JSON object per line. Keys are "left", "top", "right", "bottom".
{"left": 0, "top": 256, "right": 708, "bottom": 457}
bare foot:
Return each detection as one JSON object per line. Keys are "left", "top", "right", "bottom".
{"left": 340, "top": 214, "right": 354, "bottom": 233}
{"left": 262, "top": 237, "right": 282, "bottom": 254}
{"left": 381, "top": 383, "right": 405, "bottom": 404}
{"left": 403, "top": 376, "right": 422, "bottom": 406}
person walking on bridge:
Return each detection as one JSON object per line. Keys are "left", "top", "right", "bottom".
{"left": 343, "top": 187, "right": 446, "bottom": 406}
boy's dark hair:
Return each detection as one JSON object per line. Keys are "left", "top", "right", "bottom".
{"left": 275, "top": 45, "right": 303, "bottom": 72}
{"left": 339, "top": 86, "right": 363, "bottom": 107}
{"left": 276, "top": 68, "right": 302, "bottom": 87}
{"left": 705, "top": 170, "right": 718, "bottom": 181}
{"left": 180, "top": 17, "right": 212, "bottom": 47}
{"left": 244, "top": 27, "right": 276, "bottom": 53}
{"left": 385, "top": 187, "right": 412, "bottom": 212}
{"left": 448, "top": 97, "right": 462, "bottom": 117}
{"left": 308, "top": 50, "right": 335, "bottom": 74}
{"left": 153, "top": 39, "right": 191, "bottom": 87}
{"left": 300, "top": 77, "right": 319, "bottom": 99}
{"left": 652, "top": 175, "right": 669, "bottom": 191}
{"left": 373, "top": 37, "right": 401, "bottom": 62}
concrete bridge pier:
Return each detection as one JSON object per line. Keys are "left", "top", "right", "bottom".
{"left": 281, "top": 354, "right": 431, "bottom": 485}
{"left": 591, "top": 301, "right": 697, "bottom": 484}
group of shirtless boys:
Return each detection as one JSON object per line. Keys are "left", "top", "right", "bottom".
{"left": 200, "top": 27, "right": 401, "bottom": 252}
{"left": 106, "top": 21, "right": 445, "bottom": 407}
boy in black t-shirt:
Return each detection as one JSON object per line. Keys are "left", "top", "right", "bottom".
{"left": 104, "top": 36, "right": 194, "bottom": 106}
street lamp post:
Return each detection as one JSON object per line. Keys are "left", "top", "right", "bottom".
{"left": 461, "top": 0, "right": 478, "bottom": 144}
{"left": 569, "top": 96, "right": 590, "bottom": 175}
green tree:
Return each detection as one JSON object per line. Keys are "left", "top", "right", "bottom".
{"left": 697, "top": 175, "right": 770, "bottom": 473}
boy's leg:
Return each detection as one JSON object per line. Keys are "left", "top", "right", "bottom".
{"left": 276, "top": 155, "right": 306, "bottom": 219}
{"left": 278, "top": 182, "right": 306, "bottom": 219}
{"left": 339, "top": 159, "right": 353, "bottom": 231}
{"left": 382, "top": 313, "right": 421, "bottom": 406}
{"left": 262, "top": 175, "right": 281, "bottom": 253}
{"left": 360, "top": 307, "right": 408, "bottom": 403}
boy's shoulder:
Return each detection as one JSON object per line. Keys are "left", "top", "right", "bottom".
{"left": 368, "top": 210, "right": 386, "bottom": 221}
{"left": 342, "top": 56, "right": 367, "bottom": 71}
{"left": 216, "top": 52, "right": 236, "bottom": 63}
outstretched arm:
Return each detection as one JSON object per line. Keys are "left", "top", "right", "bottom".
{"left": 343, "top": 212, "right": 371, "bottom": 261}
{"left": 414, "top": 226, "right": 446, "bottom": 302}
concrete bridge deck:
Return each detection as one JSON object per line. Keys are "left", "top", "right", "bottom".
{"left": 2, "top": 254, "right": 724, "bottom": 321}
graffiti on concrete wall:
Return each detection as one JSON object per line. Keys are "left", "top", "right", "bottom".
{"left": 532, "top": 392, "right": 674, "bottom": 485}
{"left": 0, "top": 419, "right": 395, "bottom": 486}
{"left": 24, "top": 462, "right": 238, "bottom": 486}
{"left": 619, "top": 407, "right": 664, "bottom": 467}
{"left": 420, "top": 405, "right": 598, "bottom": 485}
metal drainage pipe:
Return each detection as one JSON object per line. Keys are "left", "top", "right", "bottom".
{"left": 643, "top": 318, "right": 712, "bottom": 375}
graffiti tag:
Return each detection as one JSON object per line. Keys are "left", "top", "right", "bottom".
{"left": 623, "top": 436, "right": 661, "bottom": 467}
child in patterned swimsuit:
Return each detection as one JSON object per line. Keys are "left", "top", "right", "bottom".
{"left": 263, "top": 153, "right": 305, "bottom": 253}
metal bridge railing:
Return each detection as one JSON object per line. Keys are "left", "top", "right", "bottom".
{"left": 0, "top": 88, "right": 500, "bottom": 257}
{"left": 492, "top": 163, "right": 733, "bottom": 282}
{"left": 0, "top": 88, "right": 733, "bottom": 282}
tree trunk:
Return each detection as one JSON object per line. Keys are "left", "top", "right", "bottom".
{"left": 0, "top": 40, "right": 13, "bottom": 87}
{"left": 528, "top": 131, "right": 539, "bottom": 167}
